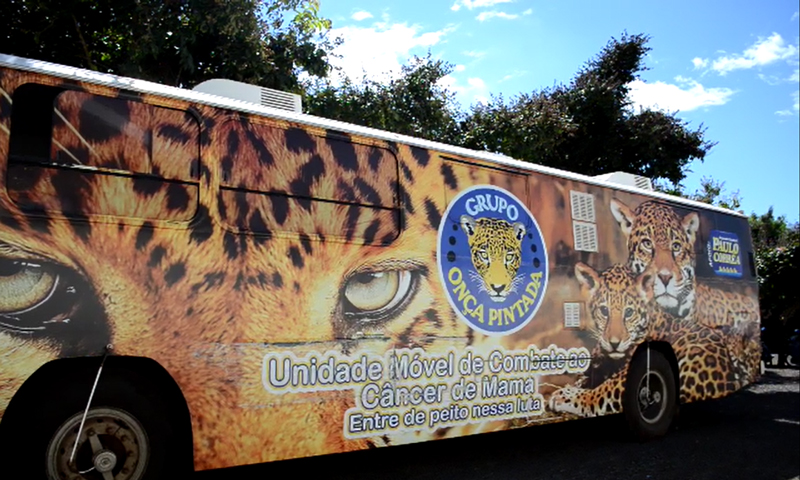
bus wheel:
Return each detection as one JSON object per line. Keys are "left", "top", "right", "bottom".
{"left": 623, "top": 348, "right": 677, "bottom": 440}
{"left": 46, "top": 407, "right": 150, "bottom": 480}
{"left": 7, "top": 367, "right": 190, "bottom": 480}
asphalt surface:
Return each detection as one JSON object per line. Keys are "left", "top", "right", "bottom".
{"left": 197, "top": 368, "right": 800, "bottom": 480}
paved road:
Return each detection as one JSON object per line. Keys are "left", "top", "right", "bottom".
{"left": 197, "top": 369, "right": 800, "bottom": 480}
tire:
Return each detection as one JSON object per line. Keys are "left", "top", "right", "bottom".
{"left": 623, "top": 348, "right": 677, "bottom": 440}
{"left": 1, "top": 363, "right": 191, "bottom": 480}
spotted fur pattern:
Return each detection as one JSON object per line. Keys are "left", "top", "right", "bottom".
{"left": 573, "top": 263, "right": 648, "bottom": 388}
{"left": 550, "top": 265, "right": 744, "bottom": 417}
{"left": 0, "top": 70, "right": 513, "bottom": 469}
{"left": 610, "top": 199, "right": 760, "bottom": 334}
{"left": 610, "top": 199, "right": 700, "bottom": 318}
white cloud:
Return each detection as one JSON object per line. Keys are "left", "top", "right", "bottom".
{"left": 451, "top": 0, "right": 513, "bottom": 11}
{"left": 476, "top": 11, "right": 519, "bottom": 21}
{"left": 707, "top": 33, "right": 798, "bottom": 75}
{"left": 692, "top": 57, "right": 708, "bottom": 69}
{"left": 758, "top": 67, "right": 799, "bottom": 84}
{"left": 522, "top": 8, "right": 533, "bottom": 15}
{"left": 351, "top": 11, "right": 373, "bottom": 21}
{"left": 792, "top": 11, "right": 799, "bottom": 21}
{"left": 776, "top": 90, "right": 799, "bottom": 116}
{"left": 438, "top": 75, "right": 489, "bottom": 105}
{"left": 628, "top": 76, "right": 735, "bottom": 112}
{"left": 454, "top": 64, "right": 466, "bottom": 72}
{"left": 759, "top": 73, "right": 783, "bottom": 85}
{"left": 499, "top": 70, "right": 526, "bottom": 82}
{"left": 463, "top": 50, "right": 486, "bottom": 58}
{"left": 327, "top": 22, "right": 455, "bottom": 82}
{"left": 467, "top": 77, "right": 486, "bottom": 88}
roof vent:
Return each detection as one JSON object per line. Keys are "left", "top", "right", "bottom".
{"left": 192, "top": 78, "right": 302, "bottom": 113}
{"left": 593, "top": 171, "right": 653, "bottom": 191}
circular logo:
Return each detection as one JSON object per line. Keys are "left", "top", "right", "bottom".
{"left": 437, "top": 185, "right": 548, "bottom": 336}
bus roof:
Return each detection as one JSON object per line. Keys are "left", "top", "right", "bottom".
{"left": 0, "top": 52, "right": 746, "bottom": 218}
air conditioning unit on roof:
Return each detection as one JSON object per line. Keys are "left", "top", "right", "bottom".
{"left": 192, "top": 78, "right": 302, "bottom": 113}
{"left": 593, "top": 171, "right": 654, "bottom": 191}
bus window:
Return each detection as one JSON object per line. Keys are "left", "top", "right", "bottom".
{"left": 218, "top": 119, "right": 400, "bottom": 244}
{"left": 6, "top": 86, "right": 200, "bottom": 222}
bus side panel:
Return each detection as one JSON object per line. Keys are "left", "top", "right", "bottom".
{"left": 0, "top": 64, "right": 760, "bottom": 471}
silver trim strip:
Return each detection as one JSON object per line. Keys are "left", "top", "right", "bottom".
{"left": 0, "top": 52, "right": 745, "bottom": 218}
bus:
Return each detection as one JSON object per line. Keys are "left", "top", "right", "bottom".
{"left": 0, "top": 53, "right": 761, "bottom": 479}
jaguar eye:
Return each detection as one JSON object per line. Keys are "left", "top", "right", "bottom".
{"left": 505, "top": 252, "right": 516, "bottom": 263}
{"left": 0, "top": 253, "right": 108, "bottom": 352}
{"left": 599, "top": 305, "right": 609, "bottom": 317}
{"left": 641, "top": 239, "right": 653, "bottom": 250}
{"left": 479, "top": 250, "right": 489, "bottom": 260}
{"left": 672, "top": 242, "right": 682, "bottom": 253}
{"left": 343, "top": 270, "right": 415, "bottom": 323}
{"left": 624, "top": 307, "right": 634, "bottom": 319}
{"left": 0, "top": 261, "right": 58, "bottom": 314}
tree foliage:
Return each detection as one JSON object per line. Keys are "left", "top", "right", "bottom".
{"left": 752, "top": 212, "right": 800, "bottom": 351}
{"left": 1, "top": 0, "right": 334, "bottom": 91}
{"left": 654, "top": 176, "right": 742, "bottom": 212}
{"left": 749, "top": 207, "right": 800, "bottom": 252}
{"left": 459, "top": 33, "right": 714, "bottom": 184}
{"left": 308, "top": 33, "right": 714, "bottom": 185}
{"left": 305, "top": 54, "right": 461, "bottom": 141}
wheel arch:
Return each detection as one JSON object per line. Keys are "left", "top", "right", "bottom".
{"left": 0, "top": 355, "right": 194, "bottom": 467}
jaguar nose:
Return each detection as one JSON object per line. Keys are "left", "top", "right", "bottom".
{"left": 657, "top": 272, "right": 673, "bottom": 287}
{"left": 491, "top": 284, "right": 505, "bottom": 294}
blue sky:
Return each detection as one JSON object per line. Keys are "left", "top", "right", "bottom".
{"left": 316, "top": 0, "right": 799, "bottom": 222}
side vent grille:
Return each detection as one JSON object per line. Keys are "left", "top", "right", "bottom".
{"left": 573, "top": 222, "right": 598, "bottom": 252}
{"left": 570, "top": 191, "right": 596, "bottom": 222}
{"left": 570, "top": 190, "right": 598, "bottom": 252}
{"left": 564, "top": 303, "right": 581, "bottom": 328}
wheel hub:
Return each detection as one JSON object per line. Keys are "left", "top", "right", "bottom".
{"left": 46, "top": 407, "right": 149, "bottom": 480}
{"left": 94, "top": 450, "right": 118, "bottom": 473}
{"left": 638, "top": 385, "right": 662, "bottom": 408}
{"left": 637, "top": 371, "right": 667, "bottom": 425}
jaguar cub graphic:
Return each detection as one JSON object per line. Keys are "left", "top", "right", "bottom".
{"left": 459, "top": 215, "right": 526, "bottom": 303}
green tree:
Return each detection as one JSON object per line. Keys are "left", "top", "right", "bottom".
{"left": 1, "top": 0, "right": 334, "bottom": 91}
{"left": 307, "top": 33, "right": 713, "bottom": 185}
{"left": 748, "top": 209, "right": 799, "bottom": 359}
{"left": 653, "top": 176, "right": 742, "bottom": 212}
{"left": 749, "top": 207, "right": 799, "bottom": 252}
{"left": 457, "top": 33, "right": 715, "bottom": 184}
{"left": 305, "top": 54, "right": 461, "bottom": 141}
